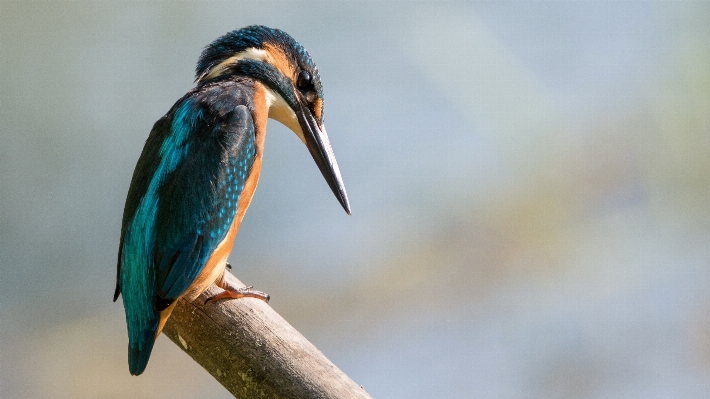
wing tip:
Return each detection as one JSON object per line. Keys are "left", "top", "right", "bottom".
{"left": 113, "top": 284, "right": 121, "bottom": 302}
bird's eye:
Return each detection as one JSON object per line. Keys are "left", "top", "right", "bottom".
{"left": 296, "top": 70, "right": 311, "bottom": 90}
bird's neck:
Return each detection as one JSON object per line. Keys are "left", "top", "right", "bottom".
{"left": 249, "top": 81, "right": 271, "bottom": 160}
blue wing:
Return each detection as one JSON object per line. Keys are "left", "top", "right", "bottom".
{"left": 152, "top": 103, "right": 255, "bottom": 306}
{"left": 116, "top": 87, "right": 255, "bottom": 375}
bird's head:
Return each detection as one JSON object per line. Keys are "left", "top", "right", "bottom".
{"left": 195, "top": 25, "right": 350, "bottom": 215}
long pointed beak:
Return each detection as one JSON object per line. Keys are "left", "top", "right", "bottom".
{"left": 297, "top": 104, "right": 351, "bottom": 215}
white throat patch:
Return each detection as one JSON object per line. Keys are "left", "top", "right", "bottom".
{"left": 263, "top": 85, "right": 305, "bottom": 144}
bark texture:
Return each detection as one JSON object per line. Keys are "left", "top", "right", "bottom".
{"left": 162, "top": 272, "right": 372, "bottom": 399}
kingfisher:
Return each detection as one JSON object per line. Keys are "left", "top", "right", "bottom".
{"left": 113, "top": 25, "right": 350, "bottom": 376}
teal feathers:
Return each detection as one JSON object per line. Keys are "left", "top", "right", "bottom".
{"left": 116, "top": 86, "right": 256, "bottom": 375}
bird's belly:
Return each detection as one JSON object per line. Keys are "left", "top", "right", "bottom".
{"left": 154, "top": 227, "right": 234, "bottom": 337}
{"left": 155, "top": 217, "right": 236, "bottom": 337}
{"left": 184, "top": 215, "right": 239, "bottom": 301}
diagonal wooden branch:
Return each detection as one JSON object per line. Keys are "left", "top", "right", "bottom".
{"left": 162, "top": 272, "right": 372, "bottom": 399}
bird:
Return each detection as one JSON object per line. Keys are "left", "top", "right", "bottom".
{"left": 113, "top": 25, "right": 350, "bottom": 376}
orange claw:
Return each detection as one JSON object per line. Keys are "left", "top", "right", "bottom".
{"left": 205, "top": 274, "right": 270, "bottom": 304}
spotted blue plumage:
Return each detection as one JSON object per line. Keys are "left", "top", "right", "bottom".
{"left": 115, "top": 83, "right": 256, "bottom": 375}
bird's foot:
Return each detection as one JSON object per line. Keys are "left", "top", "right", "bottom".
{"left": 225, "top": 262, "right": 232, "bottom": 270}
{"left": 205, "top": 277, "right": 270, "bottom": 304}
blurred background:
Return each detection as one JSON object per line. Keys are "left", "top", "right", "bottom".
{"left": 1, "top": 1, "right": 709, "bottom": 398}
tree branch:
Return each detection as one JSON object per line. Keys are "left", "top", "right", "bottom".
{"left": 162, "top": 272, "right": 372, "bottom": 399}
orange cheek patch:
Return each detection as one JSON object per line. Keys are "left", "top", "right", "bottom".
{"left": 264, "top": 43, "right": 296, "bottom": 81}
{"left": 312, "top": 98, "right": 323, "bottom": 121}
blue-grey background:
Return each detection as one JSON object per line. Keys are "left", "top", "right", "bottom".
{"left": 2, "top": 1, "right": 710, "bottom": 398}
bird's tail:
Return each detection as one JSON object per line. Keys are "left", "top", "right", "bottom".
{"left": 127, "top": 316, "right": 160, "bottom": 375}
